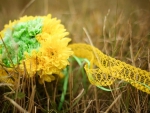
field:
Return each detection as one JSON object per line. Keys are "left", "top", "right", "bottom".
{"left": 0, "top": 0, "right": 150, "bottom": 113}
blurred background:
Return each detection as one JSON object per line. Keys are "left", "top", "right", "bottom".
{"left": 0, "top": 0, "right": 150, "bottom": 66}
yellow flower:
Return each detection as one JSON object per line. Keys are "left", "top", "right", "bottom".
{"left": 19, "top": 50, "right": 38, "bottom": 77}
{"left": 40, "top": 14, "right": 69, "bottom": 39}
{"left": 0, "top": 14, "right": 74, "bottom": 84}
{"left": 37, "top": 35, "right": 73, "bottom": 82}
{"left": 20, "top": 34, "right": 73, "bottom": 83}
{"left": 0, "top": 66, "right": 13, "bottom": 83}
{"left": 38, "top": 74, "right": 55, "bottom": 84}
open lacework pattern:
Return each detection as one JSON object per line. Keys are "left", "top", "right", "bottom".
{"left": 69, "top": 43, "right": 150, "bottom": 94}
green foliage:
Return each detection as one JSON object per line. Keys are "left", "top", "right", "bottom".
{"left": 13, "top": 92, "right": 25, "bottom": 100}
{"left": 58, "top": 67, "right": 69, "bottom": 110}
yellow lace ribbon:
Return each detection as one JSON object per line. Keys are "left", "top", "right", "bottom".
{"left": 69, "top": 43, "right": 150, "bottom": 94}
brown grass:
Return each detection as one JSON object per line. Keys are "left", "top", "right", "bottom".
{"left": 0, "top": 0, "right": 150, "bottom": 112}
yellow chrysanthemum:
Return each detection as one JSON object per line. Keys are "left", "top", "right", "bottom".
{"left": 0, "top": 66, "right": 13, "bottom": 83}
{"left": 22, "top": 35, "right": 73, "bottom": 83}
{"left": 39, "top": 36, "right": 72, "bottom": 67}
{"left": 41, "top": 14, "right": 69, "bottom": 38}
{"left": 19, "top": 50, "right": 38, "bottom": 77}
{"left": 0, "top": 14, "right": 73, "bottom": 83}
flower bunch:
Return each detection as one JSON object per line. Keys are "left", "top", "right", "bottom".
{"left": 0, "top": 14, "right": 73, "bottom": 83}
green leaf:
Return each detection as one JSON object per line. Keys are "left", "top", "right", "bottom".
{"left": 15, "top": 92, "right": 25, "bottom": 99}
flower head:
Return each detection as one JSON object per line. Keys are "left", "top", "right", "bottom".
{"left": 0, "top": 14, "right": 73, "bottom": 83}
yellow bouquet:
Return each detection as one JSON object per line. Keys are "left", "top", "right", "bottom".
{"left": 1, "top": 14, "right": 150, "bottom": 94}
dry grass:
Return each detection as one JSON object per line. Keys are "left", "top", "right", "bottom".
{"left": 0, "top": 0, "right": 150, "bottom": 112}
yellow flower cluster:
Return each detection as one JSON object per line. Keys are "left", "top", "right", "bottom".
{"left": 1, "top": 14, "right": 150, "bottom": 94}
{"left": 21, "top": 34, "right": 73, "bottom": 83}
{"left": 0, "top": 14, "right": 73, "bottom": 83}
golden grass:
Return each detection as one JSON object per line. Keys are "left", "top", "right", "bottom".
{"left": 0, "top": 0, "right": 150, "bottom": 112}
